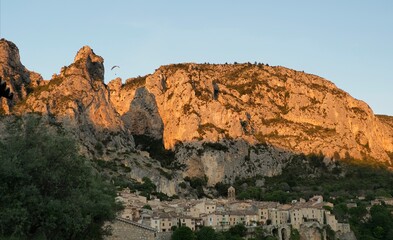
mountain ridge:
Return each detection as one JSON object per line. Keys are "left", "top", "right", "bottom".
{"left": 1, "top": 39, "right": 392, "bottom": 194}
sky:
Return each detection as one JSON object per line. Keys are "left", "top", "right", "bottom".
{"left": 1, "top": 0, "right": 392, "bottom": 115}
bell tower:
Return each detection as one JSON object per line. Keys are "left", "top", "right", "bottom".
{"left": 228, "top": 186, "right": 236, "bottom": 201}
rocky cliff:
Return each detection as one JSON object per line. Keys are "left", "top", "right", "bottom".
{"left": 109, "top": 63, "right": 393, "bottom": 184}
{"left": 138, "top": 63, "right": 393, "bottom": 161}
{"left": 0, "top": 39, "right": 177, "bottom": 195}
{"left": 1, "top": 39, "right": 393, "bottom": 194}
{"left": 0, "top": 39, "right": 43, "bottom": 113}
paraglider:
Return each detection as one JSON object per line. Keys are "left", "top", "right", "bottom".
{"left": 111, "top": 65, "right": 120, "bottom": 71}
{"left": 111, "top": 65, "right": 120, "bottom": 76}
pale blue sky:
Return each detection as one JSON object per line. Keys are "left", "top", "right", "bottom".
{"left": 1, "top": 1, "right": 392, "bottom": 115}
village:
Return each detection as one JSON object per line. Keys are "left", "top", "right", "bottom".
{"left": 111, "top": 186, "right": 354, "bottom": 240}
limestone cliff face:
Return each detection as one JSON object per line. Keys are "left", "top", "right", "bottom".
{"left": 108, "top": 63, "right": 393, "bottom": 185}
{"left": 9, "top": 44, "right": 132, "bottom": 160}
{"left": 376, "top": 115, "right": 393, "bottom": 160}
{"left": 2, "top": 39, "right": 393, "bottom": 191}
{"left": 0, "top": 39, "right": 43, "bottom": 113}
{"left": 0, "top": 40, "right": 177, "bottom": 195}
{"left": 140, "top": 63, "right": 392, "bottom": 162}
{"left": 14, "top": 46, "right": 121, "bottom": 129}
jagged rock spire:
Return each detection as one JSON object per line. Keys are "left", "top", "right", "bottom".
{"left": 61, "top": 45, "right": 104, "bottom": 82}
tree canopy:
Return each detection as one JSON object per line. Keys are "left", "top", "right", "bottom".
{"left": 172, "top": 226, "right": 196, "bottom": 240}
{"left": 0, "top": 116, "right": 122, "bottom": 239}
{"left": 197, "top": 226, "right": 217, "bottom": 240}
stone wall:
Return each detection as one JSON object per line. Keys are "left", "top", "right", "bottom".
{"left": 156, "top": 232, "right": 172, "bottom": 240}
{"left": 106, "top": 218, "right": 158, "bottom": 240}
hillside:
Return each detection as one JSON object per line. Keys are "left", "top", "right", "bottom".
{"left": 1, "top": 38, "right": 393, "bottom": 195}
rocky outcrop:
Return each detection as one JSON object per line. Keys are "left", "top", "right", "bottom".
{"left": 15, "top": 46, "right": 120, "bottom": 129}
{"left": 8, "top": 44, "right": 133, "bottom": 161}
{"left": 336, "top": 231, "right": 357, "bottom": 240}
{"left": 137, "top": 63, "right": 392, "bottom": 163}
{"left": 299, "top": 222, "right": 325, "bottom": 240}
{"left": 376, "top": 115, "right": 393, "bottom": 162}
{"left": 0, "top": 40, "right": 180, "bottom": 196}
{"left": 2, "top": 39, "right": 393, "bottom": 192}
{"left": 173, "top": 140, "right": 290, "bottom": 185}
{"left": 61, "top": 45, "right": 104, "bottom": 82}
{"left": 107, "top": 63, "right": 393, "bottom": 184}
{"left": 122, "top": 87, "right": 163, "bottom": 139}
{"left": 0, "top": 39, "right": 43, "bottom": 113}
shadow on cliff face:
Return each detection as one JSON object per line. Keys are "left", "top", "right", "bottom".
{"left": 118, "top": 86, "right": 332, "bottom": 186}
{"left": 132, "top": 134, "right": 175, "bottom": 168}
{"left": 121, "top": 87, "right": 176, "bottom": 167}
{"left": 122, "top": 87, "right": 163, "bottom": 139}
{"left": 119, "top": 86, "right": 294, "bottom": 184}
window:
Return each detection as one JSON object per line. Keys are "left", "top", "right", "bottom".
{"left": 169, "top": 223, "right": 171, "bottom": 226}
{"left": 162, "top": 223, "right": 165, "bottom": 226}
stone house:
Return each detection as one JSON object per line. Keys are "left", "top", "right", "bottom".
{"left": 227, "top": 211, "right": 245, "bottom": 226}
{"left": 119, "top": 206, "right": 140, "bottom": 221}
{"left": 257, "top": 202, "right": 280, "bottom": 224}
{"left": 228, "top": 201, "right": 253, "bottom": 211}
{"left": 289, "top": 200, "right": 325, "bottom": 229}
{"left": 178, "top": 215, "right": 197, "bottom": 231}
{"left": 244, "top": 210, "right": 259, "bottom": 226}
{"left": 139, "top": 208, "right": 154, "bottom": 226}
{"left": 151, "top": 216, "right": 161, "bottom": 231}
{"left": 201, "top": 210, "right": 259, "bottom": 229}
{"left": 152, "top": 212, "right": 178, "bottom": 232}
{"left": 325, "top": 211, "right": 351, "bottom": 233}
{"left": 269, "top": 208, "right": 290, "bottom": 226}
{"left": 201, "top": 212, "right": 228, "bottom": 229}
{"left": 188, "top": 200, "right": 217, "bottom": 218}
{"left": 378, "top": 197, "right": 393, "bottom": 206}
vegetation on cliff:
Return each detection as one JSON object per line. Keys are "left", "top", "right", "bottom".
{"left": 219, "top": 153, "right": 393, "bottom": 203}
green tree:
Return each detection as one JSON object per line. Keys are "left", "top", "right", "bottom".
{"left": 214, "top": 182, "right": 229, "bottom": 197}
{"left": 197, "top": 226, "right": 216, "bottom": 240}
{"left": 142, "top": 204, "right": 152, "bottom": 210}
{"left": 333, "top": 203, "right": 348, "bottom": 222}
{"left": 251, "top": 226, "right": 270, "bottom": 240}
{"left": 172, "top": 226, "right": 196, "bottom": 240}
{"left": 290, "top": 229, "right": 300, "bottom": 240}
{"left": 228, "top": 224, "right": 247, "bottom": 237}
{"left": 215, "top": 232, "right": 226, "bottom": 240}
{"left": 367, "top": 205, "right": 393, "bottom": 239}
{"left": 373, "top": 226, "right": 385, "bottom": 239}
{"left": 0, "top": 116, "right": 122, "bottom": 239}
